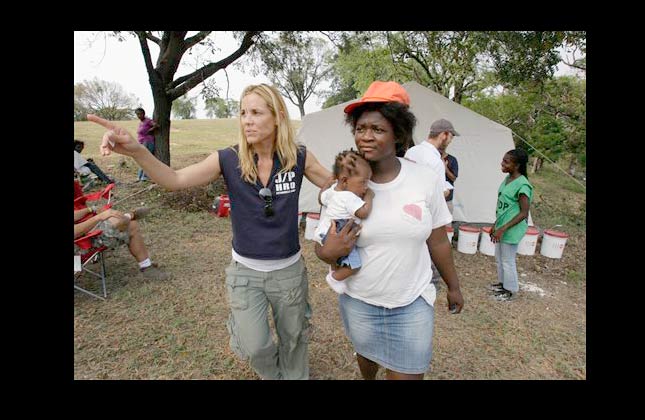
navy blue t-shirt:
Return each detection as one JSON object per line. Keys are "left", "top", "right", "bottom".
{"left": 445, "top": 154, "right": 459, "bottom": 202}
{"left": 218, "top": 145, "right": 306, "bottom": 259}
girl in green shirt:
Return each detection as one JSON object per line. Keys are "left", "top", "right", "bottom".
{"left": 489, "top": 149, "right": 533, "bottom": 301}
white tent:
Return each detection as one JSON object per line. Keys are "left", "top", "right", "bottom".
{"left": 297, "top": 81, "right": 516, "bottom": 224}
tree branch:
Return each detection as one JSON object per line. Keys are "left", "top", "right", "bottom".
{"left": 160, "top": 31, "right": 171, "bottom": 53}
{"left": 167, "top": 31, "right": 260, "bottom": 100}
{"left": 169, "top": 72, "right": 194, "bottom": 90}
{"left": 184, "top": 31, "right": 211, "bottom": 49}
{"left": 277, "top": 81, "right": 299, "bottom": 107}
{"left": 319, "top": 31, "right": 342, "bottom": 49}
{"left": 135, "top": 31, "right": 157, "bottom": 77}
{"left": 562, "top": 44, "right": 586, "bottom": 71}
{"left": 564, "top": 61, "right": 586, "bottom": 71}
{"left": 143, "top": 31, "right": 161, "bottom": 45}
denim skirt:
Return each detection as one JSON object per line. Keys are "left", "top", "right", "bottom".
{"left": 339, "top": 293, "right": 434, "bottom": 374}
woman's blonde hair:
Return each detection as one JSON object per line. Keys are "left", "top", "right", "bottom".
{"left": 236, "top": 84, "right": 298, "bottom": 184}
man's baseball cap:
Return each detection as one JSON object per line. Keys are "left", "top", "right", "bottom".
{"left": 344, "top": 81, "right": 410, "bottom": 114}
{"left": 429, "top": 118, "right": 459, "bottom": 136}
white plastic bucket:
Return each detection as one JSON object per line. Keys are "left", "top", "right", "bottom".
{"left": 446, "top": 226, "right": 454, "bottom": 244}
{"left": 479, "top": 226, "right": 495, "bottom": 256}
{"left": 304, "top": 213, "right": 320, "bottom": 241}
{"left": 457, "top": 225, "right": 480, "bottom": 254}
{"left": 518, "top": 226, "right": 540, "bottom": 256}
{"left": 540, "top": 229, "right": 569, "bottom": 259}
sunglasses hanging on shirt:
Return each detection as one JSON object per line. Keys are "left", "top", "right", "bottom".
{"left": 259, "top": 187, "right": 274, "bottom": 217}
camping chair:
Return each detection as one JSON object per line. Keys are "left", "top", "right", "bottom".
{"left": 74, "top": 181, "right": 114, "bottom": 209}
{"left": 73, "top": 182, "right": 115, "bottom": 300}
{"left": 74, "top": 230, "right": 108, "bottom": 300}
{"left": 74, "top": 182, "right": 114, "bottom": 223}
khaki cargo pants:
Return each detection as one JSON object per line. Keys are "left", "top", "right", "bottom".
{"left": 225, "top": 257, "right": 311, "bottom": 380}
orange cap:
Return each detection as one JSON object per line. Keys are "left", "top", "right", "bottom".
{"left": 344, "top": 81, "right": 410, "bottom": 114}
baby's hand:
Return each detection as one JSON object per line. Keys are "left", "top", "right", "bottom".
{"left": 364, "top": 188, "right": 375, "bottom": 201}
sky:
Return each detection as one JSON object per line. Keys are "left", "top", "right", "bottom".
{"left": 74, "top": 31, "right": 583, "bottom": 121}
{"left": 73, "top": 31, "right": 328, "bottom": 120}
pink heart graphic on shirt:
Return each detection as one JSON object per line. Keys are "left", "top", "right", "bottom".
{"left": 403, "top": 204, "right": 422, "bottom": 221}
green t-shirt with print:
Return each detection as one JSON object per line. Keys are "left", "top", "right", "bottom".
{"left": 495, "top": 175, "right": 533, "bottom": 244}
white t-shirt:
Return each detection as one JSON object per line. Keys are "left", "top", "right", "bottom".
{"left": 231, "top": 249, "right": 301, "bottom": 272}
{"left": 74, "top": 151, "right": 91, "bottom": 175}
{"left": 314, "top": 184, "right": 366, "bottom": 244}
{"left": 404, "top": 141, "right": 453, "bottom": 192}
{"left": 343, "top": 158, "right": 452, "bottom": 308}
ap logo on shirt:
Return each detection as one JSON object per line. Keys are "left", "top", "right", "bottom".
{"left": 275, "top": 171, "right": 296, "bottom": 195}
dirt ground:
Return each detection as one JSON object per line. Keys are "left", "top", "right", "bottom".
{"left": 74, "top": 159, "right": 586, "bottom": 380}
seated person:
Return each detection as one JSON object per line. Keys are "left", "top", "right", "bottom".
{"left": 74, "top": 139, "right": 113, "bottom": 184}
{"left": 314, "top": 149, "right": 373, "bottom": 292}
{"left": 74, "top": 205, "right": 169, "bottom": 281}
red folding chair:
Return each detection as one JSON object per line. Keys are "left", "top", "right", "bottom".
{"left": 74, "top": 181, "right": 115, "bottom": 223}
{"left": 74, "top": 181, "right": 115, "bottom": 209}
{"left": 74, "top": 181, "right": 115, "bottom": 300}
{"left": 74, "top": 230, "right": 108, "bottom": 300}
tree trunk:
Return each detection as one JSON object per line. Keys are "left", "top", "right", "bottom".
{"left": 531, "top": 156, "right": 543, "bottom": 174}
{"left": 152, "top": 94, "right": 173, "bottom": 166}
{"left": 298, "top": 103, "right": 305, "bottom": 118}
{"left": 136, "top": 31, "right": 259, "bottom": 166}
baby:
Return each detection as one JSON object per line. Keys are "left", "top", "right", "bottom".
{"left": 315, "top": 149, "right": 373, "bottom": 291}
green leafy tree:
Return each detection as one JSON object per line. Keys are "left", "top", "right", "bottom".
{"left": 323, "top": 31, "right": 492, "bottom": 105}
{"left": 74, "top": 78, "right": 139, "bottom": 121}
{"left": 205, "top": 97, "right": 239, "bottom": 118}
{"left": 74, "top": 85, "right": 91, "bottom": 121}
{"left": 485, "top": 31, "right": 570, "bottom": 87}
{"left": 463, "top": 76, "right": 586, "bottom": 172}
{"left": 334, "top": 41, "right": 398, "bottom": 94}
{"left": 227, "top": 99, "right": 240, "bottom": 117}
{"left": 385, "top": 31, "right": 492, "bottom": 103}
{"left": 172, "top": 95, "right": 196, "bottom": 119}
{"left": 561, "top": 31, "right": 586, "bottom": 74}
{"left": 321, "top": 31, "right": 396, "bottom": 108}
{"left": 323, "top": 31, "right": 584, "bottom": 106}
{"left": 539, "top": 76, "right": 586, "bottom": 171}
{"left": 250, "top": 32, "right": 333, "bottom": 117}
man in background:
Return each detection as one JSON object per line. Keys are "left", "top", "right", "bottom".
{"left": 442, "top": 149, "right": 459, "bottom": 215}
{"left": 405, "top": 118, "right": 460, "bottom": 291}
{"left": 74, "top": 139, "right": 113, "bottom": 184}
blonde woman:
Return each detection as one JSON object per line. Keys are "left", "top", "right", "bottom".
{"left": 88, "top": 84, "right": 332, "bottom": 380}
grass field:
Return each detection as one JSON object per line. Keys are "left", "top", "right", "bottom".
{"left": 73, "top": 118, "right": 586, "bottom": 380}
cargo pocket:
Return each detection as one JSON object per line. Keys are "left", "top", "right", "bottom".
{"left": 281, "top": 262, "right": 308, "bottom": 307}
{"left": 225, "top": 276, "right": 249, "bottom": 311}
{"left": 281, "top": 275, "right": 304, "bottom": 306}
{"left": 300, "top": 302, "right": 312, "bottom": 343}
{"left": 280, "top": 301, "right": 312, "bottom": 354}
{"left": 226, "top": 314, "right": 249, "bottom": 361}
